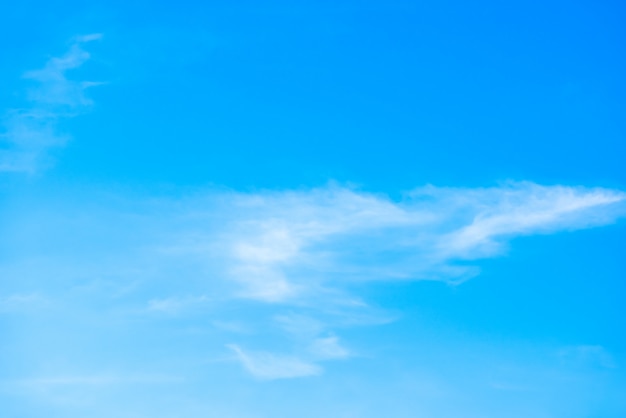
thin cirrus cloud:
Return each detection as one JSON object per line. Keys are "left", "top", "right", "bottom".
{"left": 3, "top": 181, "right": 624, "bottom": 379}
{"left": 208, "top": 183, "right": 624, "bottom": 378}
{"left": 0, "top": 34, "right": 102, "bottom": 173}
{"left": 155, "top": 182, "right": 626, "bottom": 378}
{"left": 227, "top": 344, "right": 322, "bottom": 379}
{"left": 213, "top": 182, "right": 625, "bottom": 303}
{"left": 1, "top": 36, "right": 625, "bottom": 382}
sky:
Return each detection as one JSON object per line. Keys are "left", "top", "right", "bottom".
{"left": 0, "top": 1, "right": 625, "bottom": 417}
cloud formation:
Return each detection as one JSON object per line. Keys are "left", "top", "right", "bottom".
{"left": 0, "top": 34, "right": 102, "bottom": 173}
{"left": 154, "top": 182, "right": 626, "bottom": 377}
{"left": 213, "top": 182, "right": 625, "bottom": 302}
{"left": 3, "top": 181, "right": 623, "bottom": 379}
{"left": 227, "top": 345, "right": 322, "bottom": 379}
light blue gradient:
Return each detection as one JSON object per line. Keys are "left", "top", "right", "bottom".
{"left": 1, "top": 1, "right": 625, "bottom": 417}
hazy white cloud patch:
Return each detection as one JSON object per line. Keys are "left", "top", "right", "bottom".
{"left": 227, "top": 344, "right": 322, "bottom": 380}
{"left": 10, "top": 373, "right": 182, "bottom": 388}
{"left": 146, "top": 295, "right": 212, "bottom": 314}
{"left": 212, "top": 182, "right": 625, "bottom": 301}
{"left": 1, "top": 181, "right": 624, "bottom": 379}
{"left": 269, "top": 313, "right": 351, "bottom": 366}
{"left": 0, "top": 34, "right": 102, "bottom": 173}
{"left": 274, "top": 313, "right": 326, "bottom": 339}
{"left": 309, "top": 336, "right": 350, "bottom": 360}
{"left": 0, "top": 293, "right": 50, "bottom": 313}
{"left": 226, "top": 335, "right": 347, "bottom": 379}
{"left": 558, "top": 345, "right": 617, "bottom": 369}
{"left": 0, "top": 373, "right": 184, "bottom": 408}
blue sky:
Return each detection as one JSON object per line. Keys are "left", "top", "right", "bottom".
{"left": 1, "top": 1, "right": 625, "bottom": 417}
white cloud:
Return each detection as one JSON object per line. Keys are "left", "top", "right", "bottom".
{"left": 309, "top": 336, "right": 350, "bottom": 360}
{"left": 11, "top": 374, "right": 181, "bottom": 387}
{"left": 272, "top": 314, "right": 350, "bottom": 361}
{"left": 212, "top": 182, "right": 625, "bottom": 301}
{"left": 227, "top": 344, "right": 322, "bottom": 379}
{"left": 0, "top": 293, "right": 49, "bottom": 313}
{"left": 1, "top": 181, "right": 624, "bottom": 379}
{"left": 431, "top": 182, "right": 625, "bottom": 259}
{"left": 2, "top": 373, "right": 183, "bottom": 407}
{"left": 146, "top": 295, "right": 211, "bottom": 314}
{"left": 274, "top": 313, "right": 325, "bottom": 339}
{"left": 225, "top": 335, "right": 348, "bottom": 380}
{"left": 558, "top": 345, "right": 616, "bottom": 369}
{"left": 73, "top": 33, "right": 104, "bottom": 44}
{"left": 0, "top": 34, "right": 102, "bottom": 173}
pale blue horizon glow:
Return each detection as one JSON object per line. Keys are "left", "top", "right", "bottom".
{"left": 1, "top": 1, "right": 625, "bottom": 417}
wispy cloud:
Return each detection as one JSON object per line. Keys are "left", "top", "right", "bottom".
{"left": 214, "top": 182, "right": 625, "bottom": 301}
{"left": 1, "top": 373, "right": 184, "bottom": 407}
{"left": 309, "top": 336, "right": 350, "bottom": 360}
{"left": 146, "top": 295, "right": 211, "bottom": 314}
{"left": 0, "top": 34, "right": 102, "bottom": 173}
{"left": 0, "top": 293, "right": 50, "bottom": 312}
{"left": 10, "top": 373, "right": 182, "bottom": 387}
{"left": 2, "top": 181, "right": 624, "bottom": 379}
{"left": 558, "top": 345, "right": 617, "bottom": 369}
{"left": 227, "top": 344, "right": 322, "bottom": 379}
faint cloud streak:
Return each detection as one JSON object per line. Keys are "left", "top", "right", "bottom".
{"left": 1, "top": 181, "right": 624, "bottom": 379}
{"left": 0, "top": 34, "right": 102, "bottom": 173}
{"left": 227, "top": 344, "right": 322, "bottom": 380}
